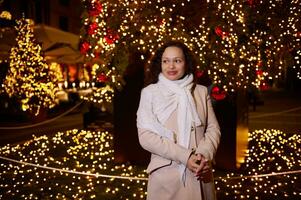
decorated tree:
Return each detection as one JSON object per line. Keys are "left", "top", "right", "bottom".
{"left": 242, "top": 0, "right": 301, "bottom": 89}
{"left": 2, "top": 18, "right": 60, "bottom": 115}
{"left": 79, "top": 0, "right": 210, "bottom": 104}
{"left": 80, "top": 0, "right": 301, "bottom": 169}
{"left": 80, "top": 0, "right": 300, "bottom": 98}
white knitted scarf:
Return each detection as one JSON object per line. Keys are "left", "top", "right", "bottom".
{"left": 137, "top": 73, "right": 201, "bottom": 180}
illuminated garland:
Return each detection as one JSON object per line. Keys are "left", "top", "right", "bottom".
{"left": 80, "top": 0, "right": 300, "bottom": 95}
{"left": 1, "top": 18, "right": 60, "bottom": 115}
{"left": 0, "top": 129, "right": 147, "bottom": 199}
{"left": 0, "top": 155, "right": 148, "bottom": 181}
{"left": 78, "top": 63, "right": 120, "bottom": 104}
{"left": 295, "top": 49, "right": 301, "bottom": 79}
{"left": 0, "top": 10, "right": 12, "bottom": 20}
{"left": 49, "top": 62, "right": 64, "bottom": 84}
{"left": 0, "top": 129, "right": 299, "bottom": 199}
{"left": 215, "top": 129, "right": 301, "bottom": 199}
{"left": 1, "top": 154, "right": 299, "bottom": 181}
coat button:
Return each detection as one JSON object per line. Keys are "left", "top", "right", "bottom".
{"left": 191, "top": 126, "right": 195, "bottom": 131}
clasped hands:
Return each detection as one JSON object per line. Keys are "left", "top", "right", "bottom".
{"left": 187, "top": 153, "right": 210, "bottom": 180}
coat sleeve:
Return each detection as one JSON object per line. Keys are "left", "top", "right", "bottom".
{"left": 195, "top": 87, "right": 221, "bottom": 161}
{"left": 137, "top": 88, "right": 192, "bottom": 166}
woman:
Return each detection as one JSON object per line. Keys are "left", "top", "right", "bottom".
{"left": 136, "top": 41, "right": 220, "bottom": 200}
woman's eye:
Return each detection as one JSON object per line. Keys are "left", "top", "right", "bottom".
{"left": 162, "top": 60, "right": 168, "bottom": 63}
{"left": 175, "top": 59, "right": 182, "bottom": 63}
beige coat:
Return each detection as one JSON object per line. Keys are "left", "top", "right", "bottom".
{"left": 137, "top": 84, "right": 221, "bottom": 200}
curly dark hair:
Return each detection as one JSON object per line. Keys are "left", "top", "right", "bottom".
{"left": 144, "top": 40, "right": 198, "bottom": 88}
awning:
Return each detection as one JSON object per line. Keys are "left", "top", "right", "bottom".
{"left": 0, "top": 23, "right": 84, "bottom": 64}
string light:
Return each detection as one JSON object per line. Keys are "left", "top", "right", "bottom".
{"left": 0, "top": 129, "right": 147, "bottom": 199}
{"left": 0, "top": 128, "right": 299, "bottom": 199}
{"left": 215, "top": 129, "right": 301, "bottom": 199}
{"left": 294, "top": 50, "right": 301, "bottom": 79}
{"left": 80, "top": 0, "right": 300, "bottom": 96}
{"left": 0, "top": 10, "right": 12, "bottom": 20}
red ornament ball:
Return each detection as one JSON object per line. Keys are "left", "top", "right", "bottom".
{"left": 215, "top": 26, "right": 223, "bottom": 37}
{"left": 80, "top": 41, "right": 90, "bottom": 54}
{"left": 259, "top": 81, "right": 269, "bottom": 91}
{"left": 215, "top": 26, "right": 229, "bottom": 39}
{"left": 97, "top": 73, "right": 108, "bottom": 82}
{"left": 256, "top": 69, "right": 263, "bottom": 76}
{"left": 211, "top": 86, "right": 227, "bottom": 101}
{"left": 246, "top": 0, "right": 256, "bottom": 7}
{"left": 195, "top": 70, "right": 204, "bottom": 78}
{"left": 104, "top": 29, "right": 120, "bottom": 44}
{"left": 88, "top": 2, "right": 103, "bottom": 16}
{"left": 87, "top": 22, "right": 98, "bottom": 35}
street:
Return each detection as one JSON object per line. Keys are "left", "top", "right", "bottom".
{"left": 249, "top": 88, "right": 301, "bottom": 134}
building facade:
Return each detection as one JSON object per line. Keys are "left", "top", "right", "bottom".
{"left": 1, "top": 0, "right": 83, "bottom": 34}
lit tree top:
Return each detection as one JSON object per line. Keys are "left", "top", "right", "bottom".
{"left": 2, "top": 18, "right": 60, "bottom": 115}
{"left": 80, "top": 0, "right": 300, "bottom": 94}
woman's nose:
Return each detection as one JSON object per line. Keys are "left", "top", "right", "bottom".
{"left": 168, "top": 61, "right": 175, "bottom": 68}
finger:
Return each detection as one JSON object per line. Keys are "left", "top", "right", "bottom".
{"left": 195, "top": 159, "right": 206, "bottom": 173}
{"left": 190, "top": 155, "right": 200, "bottom": 167}
{"left": 196, "top": 158, "right": 210, "bottom": 174}
{"left": 196, "top": 165, "right": 211, "bottom": 177}
{"left": 203, "top": 161, "right": 210, "bottom": 169}
{"left": 195, "top": 154, "right": 208, "bottom": 165}
{"left": 196, "top": 174, "right": 205, "bottom": 181}
{"left": 198, "top": 161, "right": 210, "bottom": 170}
{"left": 192, "top": 163, "right": 201, "bottom": 173}
{"left": 187, "top": 155, "right": 201, "bottom": 173}
{"left": 195, "top": 154, "right": 202, "bottom": 161}
{"left": 202, "top": 163, "right": 210, "bottom": 170}
{"left": 197, "top": 169, "right": 210, "bottom": 176}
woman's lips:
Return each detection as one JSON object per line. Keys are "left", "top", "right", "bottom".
{"left": 167, "top": 71, "right": 177, "bottom": 75}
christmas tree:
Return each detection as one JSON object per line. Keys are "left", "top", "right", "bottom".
{"left": 2, "top": 18, "right": 60, "bottom": 115}
{"left": 80, "top": 0, "right": 300, "bottom": 99}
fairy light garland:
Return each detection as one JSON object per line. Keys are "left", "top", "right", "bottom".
{"left": 294, "top": 50, "right": 301, "bottom": 79}
{"left": 0, "top": 155, "right": 148, "bottom": 181}
{"left": 0, "top": 128, "right": 299, "bottom": 199}
{"left": 0, "top": 129, "right": 148, "bottom": 199}
{"left": 0, "top": 11, "right": 12, "bottom": 20}
{"left": 215, "top": 129, "right": 301, "bottom": 199}
{"left": 78, "top": 63, "right": 119, "bottom": 104}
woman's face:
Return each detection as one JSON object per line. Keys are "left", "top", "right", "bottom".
{"left": 161, "top": 46, "right": 186, "bottom": 81}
